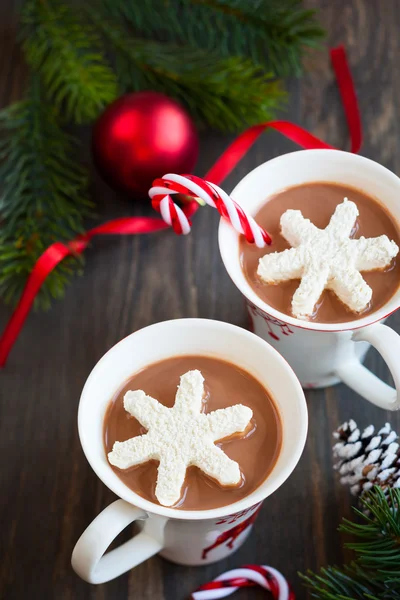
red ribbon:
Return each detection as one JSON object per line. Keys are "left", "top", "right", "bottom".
{"left": 0, "top": 46, "right": 361, "bottom": 366}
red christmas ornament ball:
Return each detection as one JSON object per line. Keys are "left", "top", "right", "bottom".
{"left": 92, "top": 92, "right": 199, "bottom": 197}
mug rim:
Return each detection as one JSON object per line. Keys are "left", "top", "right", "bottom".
{"left": 218, "top": 149, "right": 400, "bottom": 332}
{"left": 77, "top": 318, "right": 308, "bottom": 521}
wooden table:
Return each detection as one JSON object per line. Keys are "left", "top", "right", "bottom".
{"left": 1, "top": 1, "right": 400, "bottom": 598}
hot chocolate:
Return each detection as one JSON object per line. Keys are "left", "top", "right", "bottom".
{"left": 104, "top": 355, "right": 282, "bottom": 510}
{"left": 240, "top": 183, "right": 400, "bottom": 323}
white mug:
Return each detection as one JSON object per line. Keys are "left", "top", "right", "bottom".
{"left": 219, "top": 149, "right": 400, "bottom": 410}
{"left": 71, "top": 318, "right": 307, "bottom": 583}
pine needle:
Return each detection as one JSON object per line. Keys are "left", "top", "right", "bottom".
{"left": 0, "top": 77, "right": 91, "bottom": 308}
{"left": 21, "top": 0, "right": 118, "bottom": 123}
{"left": 103, "top": 0, "right": 325, "bottom": 77}
{"left": 300, "top": 488, "right": 400, "bottom": 599}
{"left": 90, "top": 13, "right": 286, "bottom": 132}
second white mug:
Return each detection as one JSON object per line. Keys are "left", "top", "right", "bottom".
{"left": 219, "top": 149, "right": 400, "bottom": 410}
{"left": 71, "top": 319, "right": 307, "bottom": 584}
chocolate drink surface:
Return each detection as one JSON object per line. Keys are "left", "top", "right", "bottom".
{"left": 240, "top": 182, "right": 400, "bottom": 323}
{"left": 104, "top": 355, "right": 282, "bottom": 510}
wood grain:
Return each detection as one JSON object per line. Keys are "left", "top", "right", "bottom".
{"left": 1, "top": 1, "right": 400, "bottom": 598}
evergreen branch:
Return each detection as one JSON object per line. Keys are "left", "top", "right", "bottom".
{"left": 302, "top": 566, "right": 383, "bottom": 600}
{"left": 21, "top": 0, "right": 118, "bottom": 124}
{"left": 90, "top": 13, "right": 286, "bottom": 131}
{"left": 342, "top": 489, "right": 400, "bottom": 582}
{"left": 102, "top": 0, "right": 324, "bottom": 77}
{"left": 0, "top": 78, "right": 91, "bottom": 308}
{"left": 0, "top": 0, "right": 317, "bottom": 309}
{"left": 300, "top": 488, "right": 400, "bottom": 600}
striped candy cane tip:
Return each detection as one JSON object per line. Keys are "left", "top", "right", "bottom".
{"left": 262, "top": 230, "right": 273, "bottom": 245}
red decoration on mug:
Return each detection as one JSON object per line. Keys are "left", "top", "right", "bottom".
{"left": 247, "top": 301, "right": 294, "bottom": 341}
{"left": 202, "top": 505, "right": 262, "bottom": 559}
{"left": 215, "top": 503, "right": 262, "bottom": 525}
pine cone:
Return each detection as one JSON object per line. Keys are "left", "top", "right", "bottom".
{"left": 333, "top": 420, "right": 400, "bottom": 501}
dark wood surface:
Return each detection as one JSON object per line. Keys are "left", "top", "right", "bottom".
{"left": 1, "top": 1, "right": 400, "bottom": 598}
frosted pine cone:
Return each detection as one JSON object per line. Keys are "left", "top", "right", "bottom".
{"left": 333, "top": 420, "right": 400, "bottom": 500}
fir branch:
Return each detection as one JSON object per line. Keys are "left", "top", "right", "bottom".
{"left": 21, "top": 0, "right": 118, "bottom": 124}
{"left": 343, "top": 489, "right": 400, "bottom": 583}
{"left": 300, "top": 488, "right": 400, "bottom": 600}
{"left": 103, "top": 0, "right": 324, "bottom": 77}
{"left": 90, "top": 13, "right": 286, "bottom": 131}
{"left": 0, "top": 0, "right": 317, "bottom": 310}
{"left": 0, "top": 78, "right": 91, "bottom": 308}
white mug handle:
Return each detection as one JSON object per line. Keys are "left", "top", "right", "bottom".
{"left": 335, "top": 323, "right": 400, "bottom": 410}
{"left": 71, "top": 500, "right": 165, "bottom": 584}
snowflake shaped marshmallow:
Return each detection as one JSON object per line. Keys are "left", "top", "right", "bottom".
{"left": 108, "top": 370, "right": 253, "bottom": 506}
{"left": 257, "top": 199, "right": 399, "bottom": 320}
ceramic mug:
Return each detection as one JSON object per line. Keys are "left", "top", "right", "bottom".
{"left": 71, "top": 318, "right": 307, "bottom": 584}
{"left": 219, "top": 149, "right": 400, "bottom": 410}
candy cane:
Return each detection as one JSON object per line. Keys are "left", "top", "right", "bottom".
{"left": 149, "top": 174, "right": 271, "bottom": 247}
{"left": 191, "top": 565, "right": 295, "bottom": 600}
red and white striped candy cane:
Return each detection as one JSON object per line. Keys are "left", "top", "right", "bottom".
{"left": 190, "top": 565, "right": 295, "bottom": 600}
{"left": 149, "top": 173, "right": 271, "bottom": 247}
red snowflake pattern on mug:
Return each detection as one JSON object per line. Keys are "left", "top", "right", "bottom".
{"left": 246, "top": 301, "right": 294, "bottom": 341}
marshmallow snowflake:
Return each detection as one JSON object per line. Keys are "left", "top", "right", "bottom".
{"left": 257, "top": 198, "right": 399, "bottom": 320}
{"left": 108, "top": 370, "right": 252, "bottom": 507}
